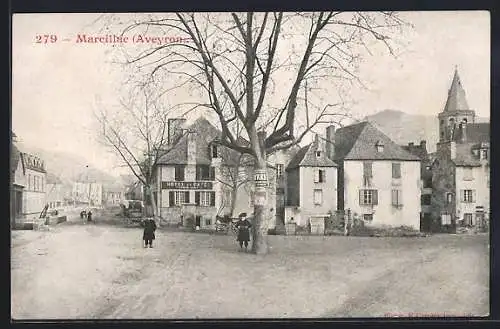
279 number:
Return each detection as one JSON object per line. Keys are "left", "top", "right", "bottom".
{"left": 35, "top": 34, "right": 58, "bottom": 44}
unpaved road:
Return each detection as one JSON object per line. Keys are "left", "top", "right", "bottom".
{"left": 11, "top": 221, "right": 489, "bottom": 319}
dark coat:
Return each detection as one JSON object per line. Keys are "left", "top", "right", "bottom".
{"left": 143, "top": 219, "right": 157, "bottom": 240}
{"left": 236, "top": 219, "right": 252, "bottom": 242}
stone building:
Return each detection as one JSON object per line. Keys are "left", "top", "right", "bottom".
{"left": 401, "top": 141, "right": 433, "bottom": 231}
{"left": 431, "top": 69, "right": 490, "bottom": 231}
{"left": 45, "top": 172, "right": 65, "bottom": 209}
{"left": 151, "top": 117, "right": 277, "bottom": 230}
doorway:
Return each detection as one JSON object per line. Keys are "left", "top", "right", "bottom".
{"left": 195, "top": 215, "right": 201, "bottom": 227}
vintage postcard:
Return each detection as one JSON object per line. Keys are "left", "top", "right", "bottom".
{"left": 11, "top": 11, "right": 490, "bottom": 319}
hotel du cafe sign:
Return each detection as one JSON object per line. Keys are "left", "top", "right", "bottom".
{"left": 161, "top": 181, "right": 213, "bottom": 190}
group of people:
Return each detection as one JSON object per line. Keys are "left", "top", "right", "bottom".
{"left": 80, "top": 210, "right": 93, "bottom": 223}
{"left": 141, "top": 212, "right": 253, "bottom": 251}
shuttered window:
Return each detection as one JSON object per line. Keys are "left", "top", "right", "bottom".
{"left": 363, "top": 162, "right": 372, "bottom": 186}
{"left": 391, "top": 189, "right": 403, "bottom": 207}
{"left": 461, "top": 189, "right": 475, "bottom": 203}
{"left": 175, "top": 165, "right": 185, "bottom": 181}
{"left": 359, "top": 189, "right": 378, "bottom": 205}
{"left": 392, "top": 163, "right": 401, "bottom": 179}
{"left": 314, "top": 169, "right": 326, "bottom": 183}
{"left": 441, "top": 213, "right": 452, "bottom": 225}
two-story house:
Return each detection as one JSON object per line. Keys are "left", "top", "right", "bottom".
{"left": 284, "top": 134, "right": 338, "bottom": 227}
{"left": 431, "top": 68, "right": 490, "bottom": 231}
{"left": 327, "top": 122, "right": 422, "bottom": 230}
{"left": 11, "top": 143, "right": 26, "bottom": 226}
{"left": 20, "top": 152, "right": 47, "bottom": 222}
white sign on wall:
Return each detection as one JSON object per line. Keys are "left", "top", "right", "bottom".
{"left": 254, "top": 169, "right": 268, "bottom": 188}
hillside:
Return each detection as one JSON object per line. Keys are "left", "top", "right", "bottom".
{"left": 364, "top": 109, "right": 489, "bottom": 152}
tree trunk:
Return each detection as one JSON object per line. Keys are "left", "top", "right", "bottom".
{"left": 230, "top": 182, "right": 238, "bottom": 218}
{"left": 144, "top": 184, "right": 159, "bottom": 225}
{"left": 251, "top": 158, "right": 269, "bottom": 255}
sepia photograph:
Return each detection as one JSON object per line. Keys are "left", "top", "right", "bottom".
{"left": 10, "top": 11, "right": 490, "bottom": 319}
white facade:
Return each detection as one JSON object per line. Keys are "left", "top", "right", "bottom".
{"left": 343, "top": 160, "right": 421, "bottom": 230}
{"left": 454, "top": 165, "right": 490, "bottom": 224}
{"left": 72, "top": 182, "right": 103, "bottom": 206}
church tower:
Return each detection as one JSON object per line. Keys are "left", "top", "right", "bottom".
{"left": 438, "top": 67, "right": 476, "bottom": 142}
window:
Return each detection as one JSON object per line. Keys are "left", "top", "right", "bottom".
{"left": 197, "top": 191, "right": 212, "bottom": 206}
{"left": 211, "top": 144, "right": 218, "bottom": 158}
{"left": 392, "top": 163, "right": 401, "bottom": 179}
{"left": 423, "top": 177, "right": 432, "bottom": 188}
{"left": 481, "top": 149, "right": 488, "bottom": 160}
{"left": 205, "top": 218, "right": 212, "bottom": 226}
{"left": 441, "top": 213, "right": 452, "bottom": 225}
{"left": 461, "top": 189, "right": 475, "bottom": 203}
{"left": 28, "top": 174, "right": 31, "bottom": 190}
{"left": 313, "top": 189, "right": 323, "bottom": 205}
{"left": 463, "top": 167, "right": 474, "bottom": 181}
{"left": 391, "top": 189, "right": 403, "bottom": 207}
{"left": 174, "top": 165, "right": 185, "bottom": 181}
{"left": 363, "top": 161, "right": 373, "bottom": 185}
{"left": 363, "top": 214, "right": 373, "bottom": 222}
{"left": 172, "top": 191, "right": 189, "bottom": 206}
{"left": 41, "top": 177, "right": 44, "bottom": 192}
{"left": 421, "top": 194, "right": 431, "bottom": 205}
{"left": 314, "top": 169, "right": 325, "bottom": 183}
{"left": 359, "top": 189, "right": 378, "bottom": 205}
{"left": 463, "top": 213, "right": 473, "bottom": 226}
{"left": 276, "top": 164, "right": 284, "bottom": 178}
{"left": 446, "top": 192, "right": 453, "bottom": 204}
{"left": 223, "top": 190, "right": 232, "bottom": 203}
{"left": 375, "top": 141, "right": 384, "bottom": 153}
{"left": 196, "top": 165, "right": 215, "bottom": 181}
{"left": 316, "top": 151, "right": 322, "bottom": 157}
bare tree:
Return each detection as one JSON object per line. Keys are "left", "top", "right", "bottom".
{"left": 100, "top": 11, "right": 409, "bottom": 254}
{"left": 94, "top": 82, "right": 181, "bottom": 223}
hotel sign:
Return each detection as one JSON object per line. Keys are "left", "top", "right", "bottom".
{"left": 161, "top": 181, "right": 213, "bottom": 190}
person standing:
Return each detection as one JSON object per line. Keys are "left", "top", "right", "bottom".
{"left": 143, "top": 218, "right": 157, "bottom": 248}
{"left": 236, "top": 212, "right": 252, "bottom": 251}
{"left": 87, "top": 210, "right": 92, "bottom": 222}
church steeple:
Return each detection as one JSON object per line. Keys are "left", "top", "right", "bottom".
{"left": 438, "top": 67, "right": 476, "bottom": 142}
{"left": 443, "top": 67, "right": 470, "bottom": 112}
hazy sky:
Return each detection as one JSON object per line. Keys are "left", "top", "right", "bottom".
{"left": 12, "top": 11, "right": 490, "bottom": 175}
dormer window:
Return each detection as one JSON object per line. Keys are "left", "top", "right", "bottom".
{"left": 211, "top": 144, "right": 218, "bottom": 158}
{"left": 316, "top": 151, "right": 322, "bottom": 157}
{"left": 375, "top": 141, "right": 384, "bottom": 153}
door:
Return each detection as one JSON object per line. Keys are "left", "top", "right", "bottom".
{"left": 475, "top": 212, "right": 485, "bottom": 228}
{"left": 195, "top": 215, "right": 201, "bottom": 227}
{"left": 420, "top": 213, "right": 432, "bottom": 232}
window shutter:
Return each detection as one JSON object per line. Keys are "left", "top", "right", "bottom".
{"left": 391, "top": 190, "right": 396, "bottom": 205}
{"left": 359, "top": 190, "right": 363, "bottom": 205}
{"left": 399, "top": 190, "right": 403, "bottom": 205}
{"left": 196, "top": 165, "right": 200, "bottom": 180}
{"left": 184, "top": 191, "right": 190, "bottom": 204}
{"left": 314, "top": 169, "right": 319, "bottom": 183}
{"left": 210, "top": 191, "right": 216, "bottom": 206}
{"left": 472, "top": 190, "right": 476, "bottom": 202}
{"left": 169, "top": 191, "right": 175, "bottom": 207}
{"left": 195, "top": 191, "right": 200, "bottom": 205}
{"left": 321, "top": 169, "right": 325, "bottom": 182}
{"left": 459, "top": 190, "right": 464, "bottom": 203}
{"left": 210, "top": 167, "right": 216, "bottom": 180}
{"left": 372, "top": 190, "right": 378, "bottom": 205}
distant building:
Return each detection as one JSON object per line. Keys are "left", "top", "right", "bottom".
{"left": 10, "top": 143, "right": 48, "bottom": 225}
{"left": 124, "top": 180, "right": 144, "bottom": 201}
{"left": 329, "top": 122, "right": 422, "bottom": 230}
{"left": 45, "top": 173, "right": 65, "bottom": 209}
{"left": 103, "top": 184, "right": 125, "bottom": 206}
{"left": 432, "top": 68, "right": 490, "bottom": 231}
{"left": 285, "top": 134, "right": 338, "bottom": 227}
{"left": 72, "top": 181, "right": 103, "bottom": 206}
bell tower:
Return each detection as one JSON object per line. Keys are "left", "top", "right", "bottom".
{"left": 438, "top": 67, "right": 475, "bottom": 142}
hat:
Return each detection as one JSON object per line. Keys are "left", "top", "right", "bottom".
{"left": 238, "top": 212, "right": 247, "bottom": 218}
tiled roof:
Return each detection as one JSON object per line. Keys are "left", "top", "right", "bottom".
{"left": 400, "top": 144, "right": 429, "bottom": 162}
{"left": 444, "top": 69, "right": 470, "bottom": 112}
{"left": 453, "top": 122, "right": 490, "bottom": 144}
{"left": 453, "top": 143, "right": 484, "bottom": 167}
{"left": 286, "top": 138, "right": 337, "bottom": 171}
{"left": 334, "top": 122, "right": 420, "bottom": 161}
{"left": 157, "top": 117, "right": 247, "bottom": 166}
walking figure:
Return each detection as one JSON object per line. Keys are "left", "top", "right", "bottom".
{"left": 143, "top": 218, "right": 157, "bottom": 248}
{"left": 87, "top": 210, "right": 92, "bottom": 222}
{"left": 236, "top": 212, "right": 252, "bottom": 251}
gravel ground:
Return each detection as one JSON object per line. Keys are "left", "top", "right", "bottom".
{"left": 11, "top": 218, "right": 489, "bottom": 320}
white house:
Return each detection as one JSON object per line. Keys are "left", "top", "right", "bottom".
{"left": 329, "top": 122, "right": 422, "bottom": 230}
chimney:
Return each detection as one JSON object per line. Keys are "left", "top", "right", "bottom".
{"left": 420, "top": 140, "right": 427, "bottom": 151}
{"left": 168, "top": 118, "right": 187, "bottom": 145}
{"left": 325, "top": 125, "right": 335, "bottom": 160}
{"left": 450, "top": 141, "right": 456, "bottom": 160}
{"left": 408, "top": 142, "right": 414, "bottom": 147}
{"left": 187, "top": 129, "right": 197, "bottom": 165}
